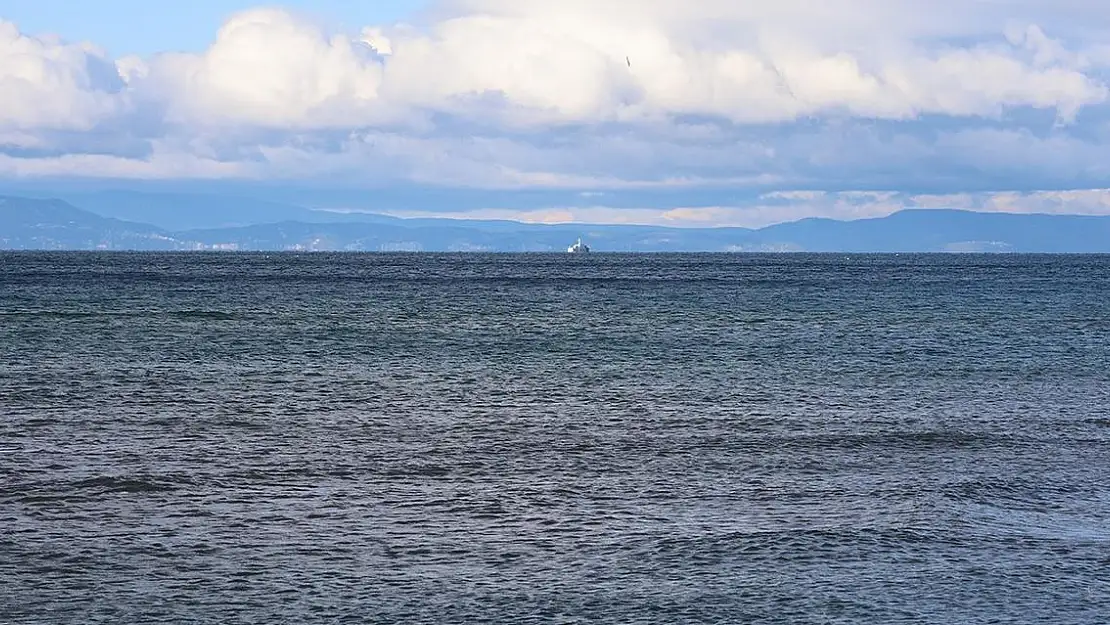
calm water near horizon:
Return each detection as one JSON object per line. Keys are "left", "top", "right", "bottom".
{"left": 1, "top": 252, "right": 1109, "bottom": 623}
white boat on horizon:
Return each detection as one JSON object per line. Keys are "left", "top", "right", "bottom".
{"left": 567, "top": 238, "right": 591, "bottom": 253}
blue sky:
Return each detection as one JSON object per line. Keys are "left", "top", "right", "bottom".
{"left": 4, "top": 0, "right": 1110, "bottom": 227}
{"left": 2, "top": 0, "right": 429, "bottom": 55}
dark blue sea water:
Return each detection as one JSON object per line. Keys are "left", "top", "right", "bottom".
{"left": 1, "top": 252, "right": 1109, "bottom": 624}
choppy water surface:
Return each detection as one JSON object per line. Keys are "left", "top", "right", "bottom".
{"left": 1, "top": 252, "right": 1109, "bottom": 624}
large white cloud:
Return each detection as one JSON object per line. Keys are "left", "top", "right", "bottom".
{"left": 120, "top": 9, "right": 390, "bottom": 128}
{"left": 6, "top": 1, "right": 1108, "bottom": 130}
{"left": 5, "top": 0, "right": 1110, "bottom": 224}
{"left": 0, "top": 21, "right": 128, "bottom": 130}
{"left": 385, "top": 0, "right": 1107, "bottom": 124}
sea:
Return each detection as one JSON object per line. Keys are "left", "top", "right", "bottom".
{"left": 1, "top": 252, "right": 1108, "bottom": 624}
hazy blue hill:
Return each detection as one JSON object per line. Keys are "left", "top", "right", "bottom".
{"left": 3, "top": 193, "right": 1110, "bottom": 251}
{"left": 169, "top": 209, "right": 1110, "bottom": 252}
{"left": 53, "top": 190, "right": 385, "bottom": 231}
{"left": 0, "top": 196, "right": 175, "bottom": 250}
{"left": 756, "top": 209, "right": 1110, "bottom": 252}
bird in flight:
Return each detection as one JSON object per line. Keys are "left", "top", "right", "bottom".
{"left": 626, "top": 56, "right": 631, "bottom": 67}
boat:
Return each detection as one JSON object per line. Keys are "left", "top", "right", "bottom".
{"left": 567, "top": 238, "right": 590, "bottom": 253}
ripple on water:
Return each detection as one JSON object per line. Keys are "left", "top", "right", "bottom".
{"left": 0, "top": 252, "right": 1108, "bottom": 623}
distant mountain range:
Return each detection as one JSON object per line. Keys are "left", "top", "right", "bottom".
{"left": 2, "top": 193, "right": 1110, "bottom": 252}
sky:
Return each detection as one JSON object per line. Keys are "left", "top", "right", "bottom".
{"left": 4, "top": 0, "right": 1110, "bottom": 227}
{"left": 1, "top": 1, "right": 430, "bottom": 56}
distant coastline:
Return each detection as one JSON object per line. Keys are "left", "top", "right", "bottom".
{"left": 4, "top": 194, "right": 1110, "bottom": 253}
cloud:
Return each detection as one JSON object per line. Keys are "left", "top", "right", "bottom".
{"left": 4, "top": 1, "right": 1110, "bottom": 225}
{"left": 354, "top": 0, "right": 1107, "bottom": 125}
{"left": 7, "top": 2, "right": 1108, "bottom": 132}
{"left": 0, "top": 147, "right": 253, "bottom": 179}
{"left": 368, "top": 199, "right": 895, "bottom": 229}
{"left": 126, "top": 9, "right": 391, "bottom": 129}
{"left": 0, "top": 21, "right": 128, "bottom": 130}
